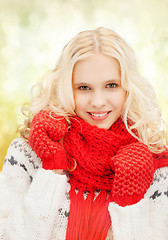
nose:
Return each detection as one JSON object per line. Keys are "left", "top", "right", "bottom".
{"left": 90, "top": 90, "right": 107, "bottom": 108}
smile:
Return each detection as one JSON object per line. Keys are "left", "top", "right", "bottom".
{"left": 90, "top": 112, "right": 109, "bottom": 117}
{"left": 88, "top": 111, "right": 111, "bottom": 121}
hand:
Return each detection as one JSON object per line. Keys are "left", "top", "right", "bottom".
{"left": 52, "top": 169, "right": 64, "bottom": 175}
{"left": 111, "top": 142, "right": 155, "bottom": 206}
{"left": 28, "top": 110, "right": 68, "bottom": 170}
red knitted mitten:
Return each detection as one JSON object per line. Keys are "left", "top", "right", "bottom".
{"left": 28, "top": 110, "right": 68, "bottom": 170}
{"left": 110, "top": 142, "right": 157, "bottom": 206}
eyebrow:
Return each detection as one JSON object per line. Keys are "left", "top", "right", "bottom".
{"left": 73, "top": 79, "right": 121, "bottom": 85}
{"left": 73, "top": 82, "right": 91, "bottom": 86}
{"left": 105, "top": 79, "right": 121, "bottom": 83}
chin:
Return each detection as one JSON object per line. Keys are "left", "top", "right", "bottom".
{"left": 92, "top": 122, "right": 112, "bottom": 130}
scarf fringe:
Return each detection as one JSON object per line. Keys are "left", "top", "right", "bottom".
{"left": 66, "top": 186, "right": 111, "bottom": 240}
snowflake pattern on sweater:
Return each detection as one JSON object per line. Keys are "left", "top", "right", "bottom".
{"left": 0, "top": 138, "right": 168, "bottom": 240}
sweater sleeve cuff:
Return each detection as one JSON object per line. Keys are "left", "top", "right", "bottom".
{"left": 26, "top": 168, "right": 68, "bottom": 212}
{"left": 108, "top": 198, "right": 152, "bottom": 240}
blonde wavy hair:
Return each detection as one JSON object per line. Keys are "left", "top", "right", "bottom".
{"left": 19, "top": 27, "right": 167, "bottom": 153}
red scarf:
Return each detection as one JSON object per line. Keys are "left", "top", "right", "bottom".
{"left": 63, "top": 116, "right": 137, "bottom": 191}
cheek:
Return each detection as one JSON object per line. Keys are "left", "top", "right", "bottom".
{"left": 109, "top": 92, "right": 126, "bottom": 109}
{"left": 118, "top": 93, "right": 126, "bottom": 110}
{"left": 74, "top": 93, "right": 88, "bottom": 110}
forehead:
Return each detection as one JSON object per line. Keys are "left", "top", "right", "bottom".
{"left": 72, "top": 53, "right": 121, "bottom": 83}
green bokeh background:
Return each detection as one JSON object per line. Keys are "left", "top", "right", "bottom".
{"left": 0, "top": 0, "right": 168, "bottom": 170}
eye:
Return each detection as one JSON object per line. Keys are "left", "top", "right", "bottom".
{"left": 106, "top": 83, "right": 118, "bottom": 88}
{"left": 78, "top": 86, "right": 91, "bottom": 90}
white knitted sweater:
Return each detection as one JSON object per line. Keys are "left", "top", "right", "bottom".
{"left": 0, "top": 138, "right": 168, "bottom": 240}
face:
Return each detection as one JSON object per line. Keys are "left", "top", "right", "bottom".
{"left": 72, "top": 53, "right": 126, "bottom": 129}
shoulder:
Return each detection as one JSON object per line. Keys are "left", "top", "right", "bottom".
{"left": 4, "top": 137, "right": 42, "bottom": 179}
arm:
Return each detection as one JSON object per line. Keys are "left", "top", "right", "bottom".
{"left": 0, "top": 138, "right": 67, "bottom": 240}
{"left": 108, "top": 166, "right": 168, "bottom": 240}
{"left": 108, "top": 142, "right": 168, "bottom": 240}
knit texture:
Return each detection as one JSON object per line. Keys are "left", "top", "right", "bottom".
{"left": 63, "top": 116, "right": 137, "bottom": 192}
{"left": 29, "top": 110, "right": 68, "bottom": 170}
{"left": 0, "top": 138, "right": 69, "bottom": 240}
{"left": 110, "top": 143, "right": 154, "bottom": 206}
{"left": 109, "top": 166, "right": 168, "bottom": 240}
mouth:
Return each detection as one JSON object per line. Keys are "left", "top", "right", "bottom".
{"left": 88, "top": 111, "right": 111, "bottom": 121}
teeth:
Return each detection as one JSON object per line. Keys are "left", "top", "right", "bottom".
{"left": 90, "top": 112, "right": 108, "bottom": 117}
